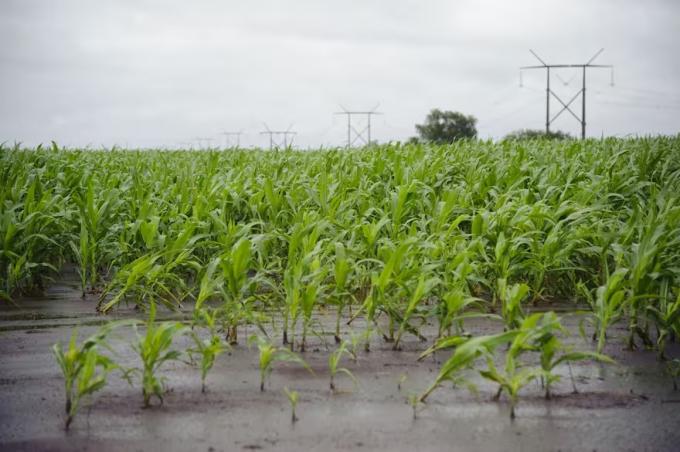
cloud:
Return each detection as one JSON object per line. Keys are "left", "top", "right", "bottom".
{"left": 1, "top": 0, "right": 679, "bottom": 148}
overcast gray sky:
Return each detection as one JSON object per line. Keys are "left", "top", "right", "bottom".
{"left": 1, "top": 0, "right": 679, "bottom": 149}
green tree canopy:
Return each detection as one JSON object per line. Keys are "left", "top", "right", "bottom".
{"left": 503, "top": 129, "right": 572, "bottom": 140}
{"left": 414, "top": 109, "right": 477, "bottom": 144}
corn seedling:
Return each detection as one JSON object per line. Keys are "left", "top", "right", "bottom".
{"left": 579, "top": 267, "right": 629, "bottom": 353}
{"left": 98, "top": 223, "right": 204, "bottom": 313}
{"left": 283, "top": 387, "right": 300, "bottom": 423}
{"left": 397, "top": 373, "right": 407, "bottom": 391}
{"left": 533, "top": 313, "right": 615, "bottom": 399}
{"left": 332, "top": 241, "right": 353, "bottom": 343}
{"left": 52, "top": 322, "right": 131, "bottom": 429}
{"left": 497, "top": 278, "right": 530, "bottom": 330}
{"left": 328, "top": 341, "right": 357, "bottom": 392}
{"left": 132, "top": 302, "right": 187, "bottom": 407}
{"left": 300, "top": 256, "right": 327, "bottom": 351}
{"left": 218, "top": 237, "right": 257, "bottom": 344}
{"left": 622, "top": 205, "right": 677, "bottom": 350}
{"left": 351, "top": 239, "right": 417, "bottom": 348}
{"left": 407, "top": 393, "right": 424, "bottom": 419}
{"left": 248, "top": 335, "right": 312, "bottom": 391}
{"left": 434, "top": 250, "right": 487, "bottom": 338}
{"left": 419, "top": 331, "right": 517, "bottom": 402}
{"left": 479, "top": 313, "right": 560, "bottom": 419}
{"left": 71, "top": 177, "right": 120, "bottom": 294}
{"left": 645, "top": 289, "right": 680, "bottom": 360}
{"left": 393, "top": 274, "right": 440, "bottom": 350}
{"left": 189, "top": 307, "right": 229, "bottom": 392}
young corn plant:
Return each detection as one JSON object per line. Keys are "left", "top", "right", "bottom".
{"left": 98, "top": 222, "right": 203, "bottom": 313}
{"left": 622, "top": 207, "right": 673, "bottom": 350}
{"left": 418, "top": 331, "right": 518, "bottom": 402}
{"left": 328, "top": 341, "right": 357, "bottom": 392}
{"left": 281, "top": 215, "right": 327, "bottom": 347}
{"left": 534, "top": 313, "right": 615, "bottom": 399}
{"left": 436, "top": 290, "right": 496, "bottom": 338}
{"left": 525, "top": 217, "right": 582, "bottom": 303}
{"left": 283, "top": 243, "right": 326, "bottom": 351}
{"left": 0, "top": 176, "right": 63, "bottom": 298}
{"left": 487, "top": 231, "right": 526, "bottom": 305}
{"left": 407, "top": 393, "right": 424, "bottom": 420}
{"left": 393, "top": 274, "right": 439, "bottom": 350}
{"left": 71, "top": 177, "right": 119, "bottom": 294}
{"left": 382, "top": 237, "right": 426, "bottom": 343}
{"left": 579, "top": 267, "right": 629, "bottom": 353}
{"left": 300, "top": 256, "right": 327, "bottom": 352}
{"left": 97, "top": 252, "right": 161, "bottom": 312}
{"left": 397, "top": 373, "right": 408, "bottom": 391}
{"left": 52, "top": 322, "right": 130, "bottom": 429}
{"left": 480, "top": 313, "right": 560, "bottom": 419}
{"left": 645, "top": 288, "right": 680, "bottom": 360}
{"left": 497, "top": 278, "right": 530, "bottom": 330}
{"left": 54, "top": 341, "right": 114, "bottom": 429}
{"left": 282, "top": 262, "right": 302, "bottom": 348}
{"left": 133, "top": 302, "right": 187, "bottom": 407}
{"left": 331, "top": 241, "right": 354, "bottom": 343}
{"left": 189, "top": 307, "right": 229, "bottom": 393}
{"left": 283, "top": 387, "right": 300, "bottom": 423}
{"left": 248, "top": 335, "right": 312, "bottom": 391}
{"left": 434, "top": 251, "right": 488, "bottom": 338}
{"left": 355, "top": 240, "right": 413, "bottom": 349}
{"left": 219, "top": 237, "right": 256, "bottom": 344}
{"left": 68, "top": 218, "right": 91, "bottom": 298}
{"left": 194, "top": 257, "right": 222, "bottom": 310}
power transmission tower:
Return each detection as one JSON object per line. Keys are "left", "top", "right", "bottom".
{"left": 334, "top": 105, "right": 382, "bottom": 148}
{"left": 259, "top": 124, "right": 296, "bottom": 150}
{"left": 220, "top": 130, "right": 243, "bottom": 148}
{"left": 520, "top": 49, "right": 613, "bottom": 139}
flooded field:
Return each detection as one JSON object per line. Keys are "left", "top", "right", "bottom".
{"left": 1, "top": 278, "right": 679, "bottom": 452}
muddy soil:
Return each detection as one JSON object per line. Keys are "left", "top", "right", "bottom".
{"left": 1, "top": 277, "right": 679, "bottom": 452}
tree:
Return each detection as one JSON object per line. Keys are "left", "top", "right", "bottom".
{"left": 503, "top": 129, "right": 571, "bottom": 140}
{"left": 413, "top": 109, "right": 477, "bottom": 144}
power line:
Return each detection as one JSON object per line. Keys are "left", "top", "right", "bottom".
{"left": 334, "top": 104, "right": 382, "bottom": 148}
{"left": 609, "top": 85, "right": 680, "bottom": 100}
{"left": 484, "top": 96, "right": 543, "bottom": 125}
{"left": 594, "top": 89, "right": 680, "bottom": 107}
{"left": 519, "top": 49, "right": 614, "bottom": 139}
{"left": 259, "top": 123, "right": 297, "bottom": 150}
{"left": 593, "top": 100, "right": 680, "bottom": 111}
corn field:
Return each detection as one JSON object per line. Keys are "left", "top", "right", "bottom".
{"left": 2, "top": 137, "right": 680, "bottom": 427}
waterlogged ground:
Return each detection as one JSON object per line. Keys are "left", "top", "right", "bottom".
{"left": 1, "top": 277, "right": 680, "bottom": 452}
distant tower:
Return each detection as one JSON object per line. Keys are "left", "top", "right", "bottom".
{"left": 334, "top": 105, "right": 382, "bottom": 148}
{"left": 520, "top": 49, "right": 613, "bottom": 138}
